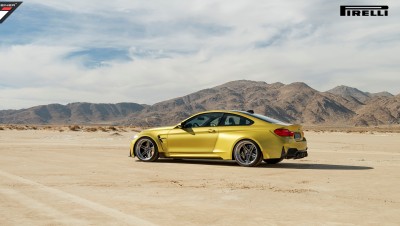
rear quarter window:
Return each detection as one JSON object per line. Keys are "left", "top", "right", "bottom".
{"left": 221, "top": 114, "right": 253, "bottom": 126}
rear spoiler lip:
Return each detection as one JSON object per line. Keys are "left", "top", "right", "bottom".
{"left": 277, "top": 124, "right": 303, "bottom": 131}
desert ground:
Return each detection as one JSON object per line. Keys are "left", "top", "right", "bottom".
{"left": 0, "top": 127, "right": 399, "bottom": 226}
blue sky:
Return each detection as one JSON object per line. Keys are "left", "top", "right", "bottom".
{"left": 0, "top": 0, "right": 399, "bottom": 109}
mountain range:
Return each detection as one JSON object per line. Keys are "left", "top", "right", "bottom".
{"left": 1, "top": 80, "right": 399, "bottom": 126}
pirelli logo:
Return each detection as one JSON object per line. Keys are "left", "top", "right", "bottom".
{"left": 340, "top": 5, "right": 389, "bottom": 16}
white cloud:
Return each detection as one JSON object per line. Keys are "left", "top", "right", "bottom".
{"left": 1, "top": 0, "right": 399, "bottom": 109}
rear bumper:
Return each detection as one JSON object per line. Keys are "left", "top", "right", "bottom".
{"left": 285, "top": 148, "right": 308, "bottom": 159}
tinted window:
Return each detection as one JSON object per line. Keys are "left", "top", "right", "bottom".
{"left": 221, "top": 114, "right": 253, "bottom": 126}
{"left": 238, "top": 111, "right": 289, "bottom": 125}
{"left": 183, "top": 112, "right": 223, "bottom": 128}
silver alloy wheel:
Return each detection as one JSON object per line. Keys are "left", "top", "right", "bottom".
{"left": 234, "top": 140, "right": 259, "bottom": 166}
{"left": 135, "top": 138, "right": 156, "bottom": 161}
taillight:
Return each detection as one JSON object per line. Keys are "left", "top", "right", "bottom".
{"left": 274, "top": 129, "right": 294, "bottom": 137}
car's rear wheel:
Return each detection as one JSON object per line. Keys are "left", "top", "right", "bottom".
{"left": 233, "top": 140, "right": 263, "bottom": 167}
{"left": 135, "top": 137, "right": 159, "bottom": 162}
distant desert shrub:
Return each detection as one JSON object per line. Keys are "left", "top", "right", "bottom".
{"left": 131, "top": 128, "right": 142, "bottom": 132}
{"left": 21, "top": 125, "right": 39, "bottom": 130}
{"left": 84, "top": 127, "right": 98, "bottom": 132}
{"left": 108, "top": 126, "right": 117, "bottom": 131}
{"left": 0, "top": 126, "right": 4, "bottom": 130}
{"left": 69, "top": 125, "right": 81, "bottom": 131}
{"left": 118, "top": 127, "right": 127, "bottom": 132}
{"left": 98, "top": 127, "right": 108, "bottom": 132}
{"left": 15, "top": 126, "right": 26, "bottom": 130}
{"left": 59, "top": 129, "right": 64, "bottom": 132}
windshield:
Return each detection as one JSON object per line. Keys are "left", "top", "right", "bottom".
{"left": 237, "top": 111, "right": 290, "bottom": 125}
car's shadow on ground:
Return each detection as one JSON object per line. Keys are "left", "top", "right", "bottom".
{"left": 145, "top": 159, "right": 373, "bottom": 170}
{"left": 261, "top": 162, "right": 373, "bottom": 170}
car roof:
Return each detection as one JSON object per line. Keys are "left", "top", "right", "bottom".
{"left": 194, "top": 110, "right": 290, "bottom": 125}
{"left": 191, "top": 110, "right": 254, "bottom": 117}
{"left": 196, "top": 110, "right": 244, "bottom": 114}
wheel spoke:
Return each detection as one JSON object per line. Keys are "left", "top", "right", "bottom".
{"left": 240, "top": 151, "right": 245, "bottom": 160}
{"left": 251, "top": 153, "right": 257, "bottom": 159}
{"left": 147, "top": 147, "right": 153, "bottom": 157}
{"left": 248, "top": 145, "right": 255, "bottom": 152}
{"left": 140, "top": 146, "right": 146, "bottom": 157}
{"left": 142, "top": 147, "right": 148, "bottom": 157}
{"left": 245, "top": 151, "right": 251, "bottom": 162}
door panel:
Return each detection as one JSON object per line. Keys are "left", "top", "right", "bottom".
{"left": 167, "top": 127, "right": 219, "bottom": 154}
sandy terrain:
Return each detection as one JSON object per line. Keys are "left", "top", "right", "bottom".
{"left": 0, "top": 129, "right": 399, "bottom": 226}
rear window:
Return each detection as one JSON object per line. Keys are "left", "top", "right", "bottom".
{"left": 238, "top": 111, "right": 290, "bottom": 125}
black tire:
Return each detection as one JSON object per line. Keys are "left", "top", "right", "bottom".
{"left": 233, "top": 140, "right": 263, "bottom": 167}
{"left": 134, "top": 137, "right": 159, "bottom": 162}
{"left": 264, "top": 158, "right": 283, "bottom": 164}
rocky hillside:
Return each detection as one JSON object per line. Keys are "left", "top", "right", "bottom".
{"left": 0, "top": 80, "right": 399, "bottom": 126}
{"left": 0, "top": 103, "right": 145, "bottom": 124}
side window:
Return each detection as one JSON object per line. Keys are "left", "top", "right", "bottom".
{"left": 209, "top": 117, "right": 221, "bottom": 127}
{"left": 221, "top": 114, "right": 253, "bottom": 126}
{"left": 183, "top": 112, "right": 223, "bottom": 128}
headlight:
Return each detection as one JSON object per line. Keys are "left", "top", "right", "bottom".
{"left": 132, "top": 134, "right": 138, "bottom": 140}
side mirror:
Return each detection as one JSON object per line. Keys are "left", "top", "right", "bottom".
{"left": 175, "top": 123, "right": 183, "bottom": 129}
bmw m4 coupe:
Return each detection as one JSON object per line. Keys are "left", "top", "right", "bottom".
{"left": 129, "top": 110, "right": 308, "bottom": 167}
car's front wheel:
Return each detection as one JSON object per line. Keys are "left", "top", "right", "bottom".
{"left": 134, "top": 137, "right": 159, "bottom": 162}
{"left": 233, "top": 140, "right": 263, "bottom": 167}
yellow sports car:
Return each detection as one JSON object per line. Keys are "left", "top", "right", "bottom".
{"left": 129, "top": 110, "right": 308, "bottom": 167}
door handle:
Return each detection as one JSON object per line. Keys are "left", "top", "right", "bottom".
{"left": 208, "top": 129, "right": 216, "bottom": 133}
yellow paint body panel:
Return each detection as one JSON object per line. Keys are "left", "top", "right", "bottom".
{"left": 130, "top": 110, "right": 307, "bottom": 161}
